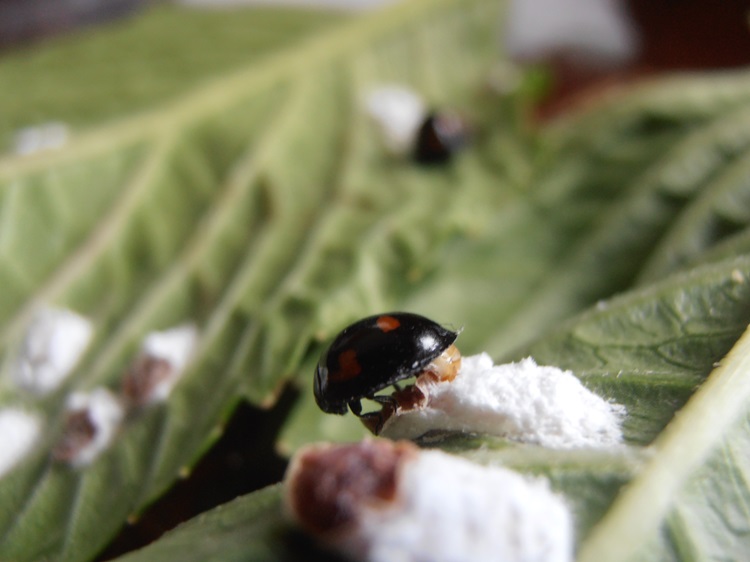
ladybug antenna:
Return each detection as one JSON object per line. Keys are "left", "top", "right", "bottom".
{"left": 443, "top": 322, "right": 464, "bottom": 335}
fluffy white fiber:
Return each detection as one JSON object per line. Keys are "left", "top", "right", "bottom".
{"left": 357, "top": 450, "right": 572, "bottom": 562}
{"left": 381, "top": 353, "right": 626, "bottom": 448}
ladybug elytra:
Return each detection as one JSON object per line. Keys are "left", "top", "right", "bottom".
{"left": 314, "top": 312, "right": 461, "bottom": 432}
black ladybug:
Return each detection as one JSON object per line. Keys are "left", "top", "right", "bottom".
{"left": 314, "top": 312, "right": 461, "bottom": 431}
{"left": 413, "top": 111, "right": 471, "bottom": 165}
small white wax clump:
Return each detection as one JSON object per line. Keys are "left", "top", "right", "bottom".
{"left": 122, "top": 324, "right": 198, "bottom": 406}
{"left": 141, "top": 324, "right": 198, "bottom": 376}
{"left": 0, "top": 408, "right": 41, "bottom": 479}
{"left": 285, "top": 440, "right": 573, "bottom": 562}
{"left": 12, "top": 307, "right": 94, "bottom": 396}
{"left": 56, "top": 388, "right": 124, "bottom": 467}
{"left": 364, "top": 85, "right": 426, "bottom": 155}
{"left": 381, "top": 353, "right": 626, "bottom": 448}
{"left": 14, "top": 122, "right": 69, "bottom": 156}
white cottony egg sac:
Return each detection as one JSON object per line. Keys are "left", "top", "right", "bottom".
{"left": 11, "top": 306, "right": 94, "bottom": 396}
{"left": 378, "top": 353, "right": 626, "bottom": 448}
{"left": 0, "top": 408, "right": 41, "bottom": 479}
{"left": 285, "top": 440, "right": 573, "bottom": 562}
{"left": 121, "top": 324, "right": 198, "bottom": 406}
{"left": 52, "top": 388, "right": 125, "bottom": 467}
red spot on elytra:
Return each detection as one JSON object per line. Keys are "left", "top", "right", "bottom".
{"left": 376, "top": 315, "right": 401, "bottom": 332}
{"left": 329, "top": 349, "right": 362, "bottom": 382}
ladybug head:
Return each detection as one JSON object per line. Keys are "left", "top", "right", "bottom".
{"left": 314, "top": 363, "right": 348, "bottom": 415}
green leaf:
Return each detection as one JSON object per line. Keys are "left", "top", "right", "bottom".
{"left": 281, "top": 69, "right": 750, "bottom": 451}
{"left": 0, "top": 5, "right": 346, "bottom": 149}
{"left": 276, "top": 70, "right": 750, "bottom": 559}
{"left": 0, "top": 0, "right": 510, "bottom": 560}
{"left": 4, "top": 0, "right": 750, "bottom": 559}
{"left": 106, "top": 485, "right": 346, "bottom": 562}
{"left": 117, "top": 244, "right": 750, "bottom": 562}
{"left": 577, "top": 325, "right": 750, "bottom": 562}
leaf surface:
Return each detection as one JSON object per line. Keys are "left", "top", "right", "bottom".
{"left": 117, "top": 247, "right": 750, "bottom": 562}
{"left": 0, "top": 6, "right": 345, "bottom": 149}
{"left": 0, "top": 0, "right": 508, "bottom": 560}
{"left": 3, "top": 0, "right": 750, "bottom": 560}
{"left": 278, "top": 69, "right": 750, "bottom": 560}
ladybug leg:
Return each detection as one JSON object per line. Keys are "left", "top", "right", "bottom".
{"left": 354, "top": 395, "right": 399, "bottom": 435}
{"left": 358, "top": 410, "right": 387, "bottom": 434}
{"left": 348, "top": 400, "right": 363, "bottom": 416}
{"left": 371, "top": 394, "right": 399, "bottom": 409}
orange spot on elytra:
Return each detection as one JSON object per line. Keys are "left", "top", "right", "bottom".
{"left": 329, "top": 349, "right": 362, "bottom": 382}
{"left": 376, "top": 315, "right": 401, "bottom": 332}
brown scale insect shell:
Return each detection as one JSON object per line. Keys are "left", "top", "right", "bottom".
{"left": 284, "top": 440, "right": 418, "bottom": 537}
{"left": 121, "top": 355, "right": 173, "bottom": 407}
{"left": 52, "top": 409, "right": 97, "bottom": 462}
